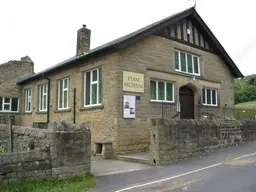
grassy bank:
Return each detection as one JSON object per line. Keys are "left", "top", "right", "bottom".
{"left": 0, "top": 173, "right": 96, "bottom": 192}
{"left": 235, "top": 101, "right": 256, "bottom": 109}
{"left": 235, "top": 101, "right": 256, "bottom": 120}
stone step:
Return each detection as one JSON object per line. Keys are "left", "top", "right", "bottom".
{"left": 116, "top": 154, "right": 152, "bottom": 165}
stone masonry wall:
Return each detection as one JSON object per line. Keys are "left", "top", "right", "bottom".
{"left": 0, "top": 56, "right": 34, "bottom": 125}
{"left": 114, "top": 35, "right": 235, "bottom": 154}
{"left": 0, "top": 121, "right": 91, "bottom": 183}
{"left": 0, "top": 123, "right": 48, "bottom": 152}
{"left": 150, "top": 119, "right": 244, "bottom": 165}
{"left": 20, "top": 53, "right": 119, "bottom": 147}
{"left": 0, "top": 123, "right": 9, "bottom": 152}
{"left": 0, "top": 151, "right": 51, "bottom": 183}
{"left": 240, "top": 120, "right": 256, "bottom": 141}
{"left": 18, "top": 35, "right": 236, "bottom": 156}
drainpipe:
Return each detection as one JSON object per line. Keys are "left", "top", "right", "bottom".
{"left": 73, "top": 88, "right": 76, "bottom": 124}
{"left": 42, "top": 74, "right": 51, "bottom": 124}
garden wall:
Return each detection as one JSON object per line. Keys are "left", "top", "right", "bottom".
{"left": 150, "top": 119, "right": 255, "bottom": 165}
{"left": 0, "top": 121, "right": 91, "bottom": 183}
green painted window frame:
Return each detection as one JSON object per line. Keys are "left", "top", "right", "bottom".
{"left": 150, "top": 80, "right": 174, "bottom": 103}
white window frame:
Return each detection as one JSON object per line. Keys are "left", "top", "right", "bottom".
{"left": 25, "top": 88, "right": 32, "bottom": 112}
{"left": 58, "top": 77, "right": 70, "bottom": 110}
{"left": 84, "top": 68, "right": 101, "bottom": 107}
{"left": 202, "top": 88, "right": 218, "bottom": 106}
{"left": 175, "top": 50, "right": 200, "bottom": 76}
{"left": 150, "top": 80, "right": 175, "bottom": 103}
{"left": 39, "top": 84, "right": 48, "bottom": 111}
{"left": 0, "top": 97, "right": 19, "bottom": 112}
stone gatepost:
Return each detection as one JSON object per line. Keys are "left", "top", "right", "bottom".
{"left": 47, "top": 121, "right": 91, "bottom": 178}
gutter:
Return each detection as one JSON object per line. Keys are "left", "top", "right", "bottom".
{"left": 42, "top": 74, "right": 50, "bottom": 124}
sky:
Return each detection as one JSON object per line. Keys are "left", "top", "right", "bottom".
{"left": 0, "top": 0, "right": 255, "bottom": 76}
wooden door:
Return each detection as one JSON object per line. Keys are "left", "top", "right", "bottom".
{"left": 179, "top": 86, "right": 194, "bottom": 119}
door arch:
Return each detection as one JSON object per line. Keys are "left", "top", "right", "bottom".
{"left": 179, "top": 86, "right": 194, "bottom": 119}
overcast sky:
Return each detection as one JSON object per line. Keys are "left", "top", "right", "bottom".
{"left": 0, "top": 0, "right": 255, "bottom": 76}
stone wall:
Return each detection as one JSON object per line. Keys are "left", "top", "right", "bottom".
{"left": 114, "top": 35, "right": 235, "bottom": 154}
{"left": 240, "top": 120, "right": 256, "bottom": 141}
{"left": 12, "top": 126, "right": 48, "bottom": 152}
{"left": 0, "top": 151, "right": 51, "bottom": 183}
{"left": 0, "top": 123, "right": 10, "bottom": 152}
{"left": 0, "top": 56, "right": 34, "bottom": 125}
{"left": 0, "top": 123, "right": 48, "bottom": 152}
{"left": 0, "top": 121, "right": 91, "bottom": 183}
{"left": 19, "top": 53, "right": 119, "bottom": 147}
{"left": 17, "top": 34, "right": 237, "bottom": 156}
{"left": 150, "top": 119, "right": 245, "bottom": 165}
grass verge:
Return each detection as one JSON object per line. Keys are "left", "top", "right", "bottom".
{"left": 0, "top": 173, "right": 96, "bottom": 192}
{"left": 235, "top": 101, "right": 256, "bottom": 109}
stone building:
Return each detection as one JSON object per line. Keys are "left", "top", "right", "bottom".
{"left": 0, "top": 56, "right": 34, "bottom": 124}
{"left": 15, "top": 7, "right": 242, "bottom": 155}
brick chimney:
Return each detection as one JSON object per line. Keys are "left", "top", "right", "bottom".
{"left": 76, "top": 24, "right": 91, "bottom": 56}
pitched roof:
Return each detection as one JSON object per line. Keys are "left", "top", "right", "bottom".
{"left": 17, "top": 7, "right": 243, "bottom": 84}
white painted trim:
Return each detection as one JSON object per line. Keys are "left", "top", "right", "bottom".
{"left": 84, "top": 68, "right": 102, "bottom": 107}
{"left": 150, "top": 80, "right": 175, "bottom": 103}
{"left": 39, "top": 84, "right": 48, "bottom": 111}
{"left": 0, "top": 97, "right": 19, "bottom": 112}
{"left": 25, "top": 88, "right": 32, "bottom": 112}
{"left": 58, "top": 77, "right": 70, "bottom": 110}
{"left": 174, "top": 50, "right": 200, "bottom": 76}
{"left": 150, "top": 100, "right": 175, "bottom": 103}
{"left": 202, "top": 88, "right": 218, "bottom": 107}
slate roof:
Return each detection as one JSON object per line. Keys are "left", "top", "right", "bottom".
{"left": 17, "top": 7, "right": 243, "bottom": 84}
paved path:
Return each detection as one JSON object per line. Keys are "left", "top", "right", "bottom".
{"left": 90, "top": 141, "right": 256, "bottom": 192}
{"left": 91, "top": 157, "right": 150, "bottom": 176}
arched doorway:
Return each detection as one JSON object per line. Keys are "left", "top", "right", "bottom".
{"left": 179, "top": 86, "right": 194, "bottom": 119}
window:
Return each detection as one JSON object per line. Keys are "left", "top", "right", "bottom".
{"left": 25, "top": 88, "right": 32, "bottom": 112}
{"left": 58, "top": 78, "right": 70, "bottom": 109}
{"left": 202, "top": 88, "right": 217, "bottom": 106}
{"left": 0, "top": 97, "right": 19, "bottom": 112}
{"left": 150, "top": 80, "right": 174, "bottom": 102}
{"left": 39, "top": 84, "right": 48, "bottom": 111}
{"left": 175, "top": 50, "right": 200, "bottom": 75}
{"left": 84, "top": 68, "right": 102, "bottom": 106}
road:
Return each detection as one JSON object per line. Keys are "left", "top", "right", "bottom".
{"left": 91, "top": 141, "right": 256, "bottom": 192}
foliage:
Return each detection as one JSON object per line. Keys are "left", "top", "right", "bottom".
{"left": 0, "top": 146, "right": 8, "bottom": 153}
{"left": 234, "top": 74, "right": 256, "bottom": 104}
{"left": 0, "top": 173, "right": 96, "bottom": 192}
{"left": 215, "top": 116, "right": 236, "bottom": 121}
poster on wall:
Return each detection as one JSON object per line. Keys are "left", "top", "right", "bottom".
{"left": 123, "top": 95, "right": 136, "bottom": 118}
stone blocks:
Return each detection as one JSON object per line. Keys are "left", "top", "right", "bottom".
{"left": 0, "top": 120, "right": 91, "bottom": 183}
{"left": 150, "top": 118, "right": 250, "bottom": 166}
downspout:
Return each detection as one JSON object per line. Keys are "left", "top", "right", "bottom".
{"left": 42, "top": 74, "right": 51, "bottom": 124}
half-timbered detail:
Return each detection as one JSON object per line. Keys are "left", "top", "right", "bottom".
{"left": 156, "top": 17, "right": 214, "bottom": 53}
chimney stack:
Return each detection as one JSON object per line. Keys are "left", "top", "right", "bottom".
{"left": 76, "top": 24, "right": 91, "bottom": 56}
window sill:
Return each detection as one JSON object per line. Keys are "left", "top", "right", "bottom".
{"left": 150, "top": 100, "right": 175, "bottom": 104}
{"left": 54, "top": 108, "right": 71, "bottom": 113}
{"left": 36, "top": 111, "right": 47, "bottom": 114}
{"left": 79, "top": 104, "right": 104, "bottom": 111}
{"left": 24, "top": 112, "right": 32, "bottom": 114}
{"left": 202, "top": 104, "right": 218, "bottom": 108}
{"left": 175, "top": 70, "right": 200, "bottom": 77}
{"left": 0, "top": 111, "right": 19, "bottom": 113}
